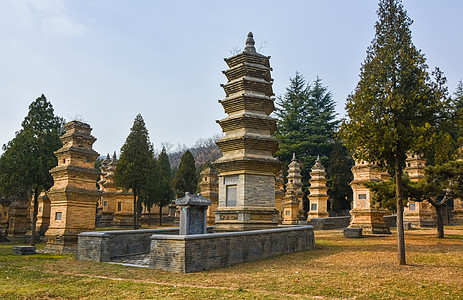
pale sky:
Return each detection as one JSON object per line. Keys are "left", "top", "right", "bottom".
{"left": 1, "top": 0, "right": 462, "bottom": 156}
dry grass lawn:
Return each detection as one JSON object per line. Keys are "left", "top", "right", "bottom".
{"left": 0, "top": 226, "right": 462, "bottom": 299}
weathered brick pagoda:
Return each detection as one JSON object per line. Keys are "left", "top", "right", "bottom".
{"left": 214, "top": 32, "right": 281, "bottom": 231}
{"left": 348, "top": 160, "right": 391, "bottom": 234}
{"left": 199, "top": 166, "right": 219, "bottom": 225}
{"left": 98, "top": 152, "right": 133, "bottom": 227}
{"left": 403, "top": 153, "right": 436, "bottom": 227}
{"left": 45, "top": 121, "right": 101, "bottom": 252}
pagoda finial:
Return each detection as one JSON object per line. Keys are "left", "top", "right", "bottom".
{"left": 106, "top": 153, "right": 110, "bottom": 160}
{"left": 316, "top": 155, "right": 320, "bottom": 162}
{"left": 292, "top": 153, "right": 296, "bottom": 161}
{"left": 113, "top": 151, "right": 117, "bottom": 161}
{"left": 244, "top": 32, "right": 256, "bottom": 53}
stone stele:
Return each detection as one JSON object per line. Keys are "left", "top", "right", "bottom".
{"left": 214, "top": 32, "right": 281, "bottom": 231}
{"left": 44, "top": 121, "right": 101, "bottom": 252}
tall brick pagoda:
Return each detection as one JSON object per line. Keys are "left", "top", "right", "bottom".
{"left": 45, "top": 121, "right": 101, "bottom": 252}
{"left": 307, "top": 156, "right": 329, "bottom": 220}
{"left": 348, "top": 160, "right": 391, "bottom": 234}
{"left": 214, "top": 32, "right": 281, "bottom": 231}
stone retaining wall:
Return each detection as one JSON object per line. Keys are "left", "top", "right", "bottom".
{"left": 308, "top": 216, "right": 351, "bottom": 229}
{"left": 149, "top": 225, "right": 315, "bottom": 273}
{"left": 77, "top": 228, "right": 180, "bottom": 262}
{"left": 384, "top": 214, "right": 397, "bottom": 228}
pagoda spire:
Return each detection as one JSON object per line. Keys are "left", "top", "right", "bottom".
{"left": 244, "top": 32, "right": 256, "bottom": 53}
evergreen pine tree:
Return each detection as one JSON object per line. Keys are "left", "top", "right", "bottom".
{"left": 114, "top": 114, "right": 154, "bottom": 229}
{"left": 171, "top": 150, "right": 197, "bottom": 198}
{"left": 452, "top": 79, "right": 463, "bottom": 113}
{"left": 339, "top": 0, "right": 448, "bottom": 265}
{"left": 275, "top": 73, "right": 338, "bottom": 196}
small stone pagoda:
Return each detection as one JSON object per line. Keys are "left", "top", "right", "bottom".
{"left": 403, "top": 153, "right": 436, "bottom": 227}
{"left": 274, "top": 170, "right": 285, "bottom": 223}
{"left": 348, "top": 160, "right": 391, "bottom": 234}
{"left": 45, "top": 121, "right": 101, "bottom": 252}
{"left": 98, "top": 152, "right": 133, "bottom": 227}
{"left": 199, "top": 166, "right": 219, "bottom": 225}
{"left": 282, "top": 154, "right": 304, "bottom": 225}
{"left": 214, "top": 32, "right": 281, "bottom": 231}
{"left": 307, "top": 156, "right": 329, "bottom": 220}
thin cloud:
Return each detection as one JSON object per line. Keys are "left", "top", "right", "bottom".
{"left": 42, "top": 16, "right": 86, "bottom": 37}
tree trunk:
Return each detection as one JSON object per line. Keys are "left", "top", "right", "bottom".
{"left": 133, "top": 189, "right": 137, "bottom": 230}
{"left": 148, "top": 207, "right": 151, "bottom": 227}
{"left": 30, "top": 189, "right": 39, "bottom": 246}
{"left": 159, "top": 205, "right": 163, "bottom": 226}
{"left": 395, "top": 155, "right": 406, "bottom": 265}
{"left": 436, "top": 204, "right": 445, "bottom": 238}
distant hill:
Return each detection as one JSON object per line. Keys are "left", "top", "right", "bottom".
{"left": 168, "top": 134, "right": 223, "bottom": 169}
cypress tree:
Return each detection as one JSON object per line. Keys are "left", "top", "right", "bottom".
{"left": 339, "top": 0, "right": 447, "bottom": 265}
{"left": 0, "top": 95, "right": 63, "bottom": 245}
{"left": 114, "top": 114, "right": 154, "bottom": 229}
{"left": 171, "top": 150, "right": 197, "bottom": 198}
{"left": 155, "top": 147, "right": 174, "bottom": 225}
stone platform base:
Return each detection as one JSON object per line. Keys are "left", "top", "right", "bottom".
{"left": 149, "top": 225, "right": 315, "bottom": 273}
{"left": 344, "top": 227, "right": 362, "bottom": 238}
{"left": 13, "top": 246, "right": 36, "bottom": 255}
{"left": 214, "top": 207, "right": 278, "bottom": 232}
{"left": 349, "top": 209, "right": 391, "bottom": 234}
{"left": 308, "top": 216, "right": 351, "bottom": 230}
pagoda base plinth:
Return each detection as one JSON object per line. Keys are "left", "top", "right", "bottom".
{"left": 112, "top": 213, "right": 133, "bottom": 227}
{"left": 214, "top": 207, "right": 278, "bottom": 232}
{"left": 348, "top": 208, "right": 391, "bottom": 234}
{"left": 451, "top": 209, "right": 463, "bottom": 225}
{"left": 306, "top": 211, "right": 329, "bottom": 221}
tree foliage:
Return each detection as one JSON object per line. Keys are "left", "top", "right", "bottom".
{"left": 114, "top": 114, "right": 154, "bottom": 229}
{"left": 0, "top": 94, "right": 63, "bottom": 244}
{"left": 275, "top": 73, "right": 339, "bottom": 194}
{"left": 326, "top": 139, "right": 354, "bottom": 212}
{"left": 171, "top": 150, "right": 197, "bottom": 198}
{"left": 155, "top": 147, "right": 174, "bottom": 225}
{"left": 339, "top": 0, "right": 449, "bottom": 265}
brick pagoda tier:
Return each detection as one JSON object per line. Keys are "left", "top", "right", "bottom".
{"left": 214, "top": 32, "right": 281, "bottom": 231}
{"left": 45, "top": 121, "right": 101, "bottom": 252}
{"left": 403, "top": 153, "right": 436, "bottom": 227}
{"left": 307, "top": 156, "right": 329, "bottom": 220}
{"left": 99, "top": 152, "right": 133, "bottom": 227}
{"left": 348, "top": 160, "right": 391, "bottom": 234}
{"left": 282, "top": 154, "right": 304, "bottom": 225}
{"left": 199, "top": 166, "right": 219, "bottom": 225}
